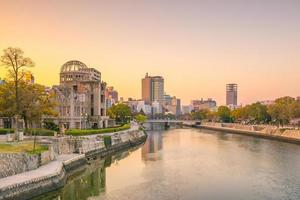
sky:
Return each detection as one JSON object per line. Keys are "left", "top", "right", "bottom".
{"left": 0, "top": 0, "right": 300, "bottom": 105}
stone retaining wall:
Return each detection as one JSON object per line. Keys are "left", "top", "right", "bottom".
{"left": 51, "top": 137, "right": 76, "bottom": 155}
{"left": 0, "top": 153, "right": 40, "bottom": 179}
{"left": 0, "top": 162, "right": 67, "bottom": 200}
{"left": 0, "top": 143, "right": 55, "bottom": 179}
{"left": 0, "top": 129, "right": 147, "bottom": 200}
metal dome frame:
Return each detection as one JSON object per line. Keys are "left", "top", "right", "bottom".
{"left": 60, "top": 60, "right": 88, "bottom": 73}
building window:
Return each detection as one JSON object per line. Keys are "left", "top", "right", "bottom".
{"left": 91, "top": 108, "right": 94, "bottom": 116}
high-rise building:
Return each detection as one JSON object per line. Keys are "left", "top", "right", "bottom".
{"left": 53, "top": 60, "right": 108, "bottom": 129}
{"left": 163, "top": 94, "right": 173, "bottom": 106}
{"left": 226, "top": 83, "right": 238, "bottom": 107}
{"left": 142, "top": 73, "right": 164, "bottom": 103}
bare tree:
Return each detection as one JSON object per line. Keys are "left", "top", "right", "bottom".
{"left": 0, "top": 47, "right": 34, "bottom": 133}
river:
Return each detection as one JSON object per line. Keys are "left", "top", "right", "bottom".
{"left": 35, "top": 125, "right": 300, "bottom": 200}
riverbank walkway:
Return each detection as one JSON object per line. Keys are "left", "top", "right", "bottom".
{"left": 197, "top": 123, "right": 300, "bottom": 144}
{"left": 0, "top": 154, "right": 82, "bottom": 191}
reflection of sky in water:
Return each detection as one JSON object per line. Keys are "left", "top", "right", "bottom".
{"left": 36, "top": 128, "right": 300, "bottom": 200}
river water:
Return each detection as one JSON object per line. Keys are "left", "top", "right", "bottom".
{"left": 36, "top": 125, "right": 300, "bottom": 200}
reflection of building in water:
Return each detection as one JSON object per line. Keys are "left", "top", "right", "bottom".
{"left": 49, "top": 159, "right": 106, "bottom": 200}
{"left": 142, "top": 131, "right": 163, "bottom": 161}
{"left": 143, "top": 122, "right": 167, "bottom": 131}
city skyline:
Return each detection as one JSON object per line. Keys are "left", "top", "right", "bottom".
{"left": 1, "top": 1, "right": 300, "bottom": 105}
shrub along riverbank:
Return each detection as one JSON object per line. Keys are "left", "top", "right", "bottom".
{"left": 0, "top": 129, "right": 14, "bottom": 134}
{"left": 0, "top": 128, "right": 55, "bottom": 136}
{"left": 65, "top": 124, "right": 131, "bottom": 136}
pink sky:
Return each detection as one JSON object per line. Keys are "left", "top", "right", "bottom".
{"left": 0, "top": 0, "right": 299, "bottom": 105}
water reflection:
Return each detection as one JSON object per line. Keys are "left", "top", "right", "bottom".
{"left": 143, "top": 122, "right": 166, "bottom": 131}
{"left": 36, "top": 127, "right": 300, "bottom": 200}
{"left": 142, "top": 131, "right": 163, "bottom": 162}
{"left": 34, "top": 150, "right": 136, "bottom": 200}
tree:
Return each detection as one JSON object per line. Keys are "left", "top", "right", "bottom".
{"left": 0, "top": 81, "right": 58, "bottom": 129}
{"left": 135, "top": 114, "right": 147, "bottom": 124}
{"left": 0, "top": 47, "right": 34, "bottom": 132}
{"left": 191, "top": 109, "right": 210, "bottom": 120}
{"left": 290, "top": 100, "right": 300, "bottom": 119}
{"left": 248, "top": 102, "right": 270, "bottom": 124}
{"left": 217, "top": 106, "right": 231, "bottom": 122}
{"left": 20, "top": 83, "right": 58, "bottom": 129}
{"left": 108, "top": 104, "right": 132, "bottom": 124}
{"left": 268, "top": 96, "right": 295, "bottom": 126}
{"left": 230, "top": 107, "right": 244, "bottom": 122}
{"left": 0, "top": 81, "right": 16, "bottom": 118}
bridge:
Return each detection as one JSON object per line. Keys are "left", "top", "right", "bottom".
{"left": 146, "top": 119, "right": 200, "bottom": 125}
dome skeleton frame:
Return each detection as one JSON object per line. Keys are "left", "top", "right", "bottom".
{"left": 60, "top": 60, "right": 88, "bottom": 73}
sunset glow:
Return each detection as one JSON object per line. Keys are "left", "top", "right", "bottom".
{"left": 1, "top": 0, "right": 299, "bottom": 105}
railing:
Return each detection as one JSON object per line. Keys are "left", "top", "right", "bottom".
{"left": 146, "top": 119, "right": 200, "bottom": 123}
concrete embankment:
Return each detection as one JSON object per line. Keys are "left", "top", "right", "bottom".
{"left": 195, "top": 124, "right": 300, "bottom": 145}
{"left": 0, "top": 128, "right": 147, "bottom": 200}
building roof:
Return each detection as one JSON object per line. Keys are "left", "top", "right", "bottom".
{"left": 61, "top": 60, "right": 88, "bottom": 73}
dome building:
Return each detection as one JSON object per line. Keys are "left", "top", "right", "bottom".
{"left": 53, "top": 60, "right": 108, "bottom": 129}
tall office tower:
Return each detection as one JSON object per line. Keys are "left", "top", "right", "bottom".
{"left": 226, "top": 83, "right": 238, "bottom": 107}
{"left": 142, "top": 73, "right": 164, "bottom": 103}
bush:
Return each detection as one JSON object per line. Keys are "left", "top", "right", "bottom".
{"left": 43, "top": 120, "right": 59, "bottom": 131}
{"left": 0, "top": 129, "right": 14, "bottom": 135}
{"left": 65, "top": 124, "right": 131, "bottom": 136}
{"left": 103, "top": 136, "right": 112, "bottom": 148}
{"left": 25, "top": 128, "right": 55, "bottom": 136}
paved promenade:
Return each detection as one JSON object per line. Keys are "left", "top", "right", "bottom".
{"left": 197, "top": 123, "right": 300, "bottom": 144}
{"left": 0, "top": 154, "right": 81, "bottom": 190}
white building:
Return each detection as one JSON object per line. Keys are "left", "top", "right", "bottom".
{"left": 182, "top": 105, "right": 193, "bottom": 114}
{"left": 136, "top": 101, "right": 152, "bottom": 115}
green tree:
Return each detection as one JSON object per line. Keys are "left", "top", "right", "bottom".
{"left": 217, "top": 106, "right": 231, "bottom": 122}
{"left": 230, "top": 107, "right": 244, "bottom": 122}
{"left": 290, "top": 99, "right": 300, "bottom": 119}
{"left": 0, "top": 81, "right": 16, "bottom": 118}
{"left": 0, "top": 81, "right": 57, "bottom": 129}
{"left": 268, "top": 96, "right": 295, "bottom": 126}
{"left": 135, "top": 114, "right": 147, "bottom": 124}
{"left": 191, "top": 109, "right": 210, "bottom": 120}
{"left": 21, "top": 83, "right": 58, "bottom": 129}
{"left": 108, "top": 104, "right": 132, "bottom": 124}
{"left": 248, "top": 102, "right": 270, "bottom": 123}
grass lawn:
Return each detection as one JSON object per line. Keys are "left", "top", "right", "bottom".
{"left": 0, "top": 141, "right": 48, "bottom": 154}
